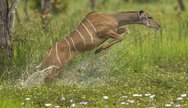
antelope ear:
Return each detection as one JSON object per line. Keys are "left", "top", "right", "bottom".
{"left": 138, "top": 10, "right": 145, "bottom": 19}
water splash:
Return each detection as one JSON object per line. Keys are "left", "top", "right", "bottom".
{"left": 17, "top": 51, "right": 111, "bottom": 87}
{"left": 58, "top": 52, "right": 112, "bottom": 87}
{"left": 19, "top": 65, "right": 59, "bottom": 87}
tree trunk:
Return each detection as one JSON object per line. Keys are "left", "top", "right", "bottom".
{"left": 41, "top": 0, "right": 52, "bottom": 32}
{"left": 23, "top": 0, "right": 29, "bottom": 22}
{"left": 90, "top": 0, "right": 96, "bottom": 10}
{"left": 178, "top": 0, "right": 186, "bottom": 11}
{"left": 0, "top": 0, "right": 20, "bottom": 64}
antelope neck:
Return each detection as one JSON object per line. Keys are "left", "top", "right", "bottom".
{"left": 111, "top": 11, "right": 140, "bottom": 27}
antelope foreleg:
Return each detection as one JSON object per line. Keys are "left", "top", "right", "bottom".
{"left": 95, "top": 39, "right": 120, "bottom": 54}
{"left": 95, "top": 28, "right": 129, "bottom": 54}
{"left": 98, "top": 29, "right": 124, "bottom": 40}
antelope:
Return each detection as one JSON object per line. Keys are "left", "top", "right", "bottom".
{"left": 41, "top": 10, "right": 161, "bottom": 83}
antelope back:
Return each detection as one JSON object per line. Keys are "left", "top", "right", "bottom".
{"left": 71, "top": 12, "right": 117, "bottom": 52}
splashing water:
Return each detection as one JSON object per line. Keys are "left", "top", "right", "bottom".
{"left": 17, "top": 51, "right": 111, "bottom": 87}
{"left": 19, "top": 65, "right": 59, "bottom": 87}
{"left": 58, "top": 52, "right": 112, "bottom": 87}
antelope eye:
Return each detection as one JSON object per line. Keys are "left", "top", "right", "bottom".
{"left": 148, "top": 16, "right": 153, "bottom": 19}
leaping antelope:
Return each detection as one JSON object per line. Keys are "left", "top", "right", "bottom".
{"left": 41, "top": 10, "right": 161, "bottom": 83}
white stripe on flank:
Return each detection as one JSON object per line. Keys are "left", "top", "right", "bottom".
{"left": 85, "top": 18, "right": 97, "bottom": 32}
{"left": 48, "top": 47, "right": 52, "bottom": 56}
{"left": 56, "top": 42, "right": 62, "bottom": 64}
{"left": 64, "top": 38, "right": 72, "bottom": 58}
{"left": 81, "top": 22, "right": 94, "bottom": 43}
{"left": 76, "top": 29, "right": 86, "bottom": 45}
{"left": 68, "top": 36, "right": 78, "bottom": 52}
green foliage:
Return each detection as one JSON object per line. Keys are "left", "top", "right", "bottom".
{"left": 29, "top": 0, "right": 68, "bottom": 13}
{"left": 52, "top": 0, "right": 68, "bottom": 14}
{"left": 122, "top": 0, "right": 162, "bottom": 3}
{"left": 0, "top": 0, "right": 188, "bottom": 107}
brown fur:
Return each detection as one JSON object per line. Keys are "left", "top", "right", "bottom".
{"left": 41, "top": 11, "right": 160, "bottom": 83}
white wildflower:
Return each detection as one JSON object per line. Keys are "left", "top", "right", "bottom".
{"left": 127, "top": 100, "right": 134, "bottom": 103}
{"left": 133, "top": 94, "right": 138, "bottom": 96}
{"left": 61, "top": 96, "right": 65, "bottom": 101}
{"left": 121, "top": 102, "right": 126, "bottom": 105}
{"left": 181, "top": 94, "right": 187, "bottom": 97}
{"left": 44, "top": 103, "right": 52, "bottom": 107}
{"left": 145, "top": 93, "right": 151, "bottom": 96}
{"left": 25, "top": 97, "right": 30, "bottom": 101}
{"left": 165, "top": 104, "right": 172, "bottom": 107}
{"left": 70, "top": 100, "right": 73, "bottom": 102}
{"left": 170, "top": 102, "right": 174, "bottom": 105}
{"left": 177, "top": 97, "right": 183, "bottom": 100}
{"left": 175, "top": 104, "right": 181, "bottom": 108}
{"left": 71, "top": 103, "right": 76, "bottom": 107}
{"left": 79, "top": 101, "right": 88, "bottom": 105}
{"left": 148, "top": 107, "right": 155, "bottom": 108}
{"left": 122, "top": 96, "right": 127, "bottom": 98}
{"left": 55, "top": 105, "right": 60, "bottom": 108}
{"left": 133, "top": 94, "right": 142, "bottom": 97}
{"left": 103, "top": 96, "right": 109, "bottom": 100}
{"left": 149, "top": 95, "right": 155, "bottom": 98}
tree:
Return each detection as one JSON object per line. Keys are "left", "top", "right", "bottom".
{"left": 41, "top": 0, "right": 52, "bottom": 31}
{"left": 90, "top": 0, "right": 96, "bottom": 10}
{"left": 23, "top": 0, "right": 29, "bottom": 22}
{"left": 0, "top": 0, "right": 20, "bottom": 64}
{"left": 178, "top": 0, "right": 186, "bottom": 11}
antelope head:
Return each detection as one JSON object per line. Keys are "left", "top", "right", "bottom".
{"left": 137, "top": 10, "right": 161, "bottom": 30}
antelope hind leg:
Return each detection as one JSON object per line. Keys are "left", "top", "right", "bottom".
{"left": 44, "top": 66, "right": 62, "bottom": 83}
{"left": 95, "top": 28, "right": 129, "bottom": 54}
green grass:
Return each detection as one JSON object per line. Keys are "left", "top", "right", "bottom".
{"left": 0, "top": 0, "right": 188, "bottom": 107}
{"left": 0, "top": 97, "right": 33, "bottom": 108}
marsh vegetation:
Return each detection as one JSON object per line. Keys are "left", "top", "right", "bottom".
{"left": 0, "top": 0, "right": 188, "bottom": 107}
